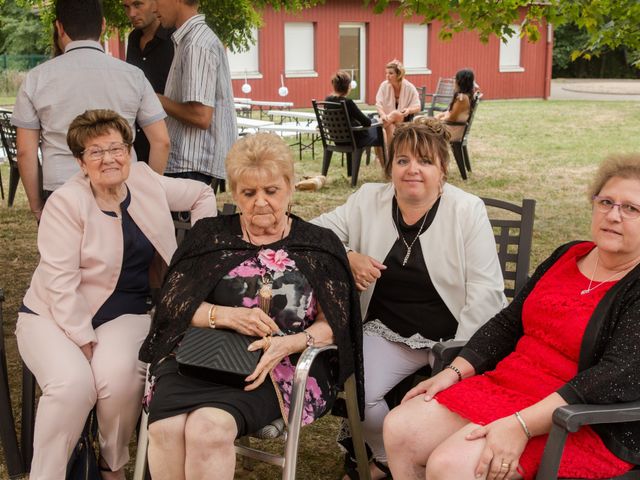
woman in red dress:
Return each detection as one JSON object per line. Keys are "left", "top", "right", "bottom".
{"left": 383, "top": 154, "right": 640, "bottom": 480}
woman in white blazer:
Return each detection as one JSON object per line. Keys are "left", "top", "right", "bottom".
{"left": 313, "top": 118, "right": 506, "bottom": 479}
{"left": 16, "top": 109, "right": 217, "bottom": 480}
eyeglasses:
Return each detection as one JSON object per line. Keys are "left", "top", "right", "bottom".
{"left": 592, "top": 195, "right": 640, "bottom": 220}
{"left": 82, "top": 143, "right": 130, "bottom": 162}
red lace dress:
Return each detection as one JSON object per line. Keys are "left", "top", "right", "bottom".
{"left": 435, "top": 243, "right": 634, "bottom": 479}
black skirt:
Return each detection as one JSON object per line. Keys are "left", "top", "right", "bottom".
{"left": 147, "top": 357, "right": 281, "bottom": 437}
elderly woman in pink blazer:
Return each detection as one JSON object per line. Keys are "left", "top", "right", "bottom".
{"left": 375, "top": 59, "right": 421, "bottom": 146}
{"left": 15, "top": 109, "right": 217, "bottom": 480}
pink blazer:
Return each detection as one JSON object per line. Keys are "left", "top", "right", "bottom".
{"left": 22, "top": 162, "right": 217, "bottom": 347}
{"left": 375, "top": 79, "right": 421, "bottom": 115}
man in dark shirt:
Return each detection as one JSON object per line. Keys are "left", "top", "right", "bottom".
{"left": 123, "top": 0, "right": 174, "bottom": 163}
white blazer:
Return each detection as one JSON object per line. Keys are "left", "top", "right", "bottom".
{"left": 312, "top": 182, "right": 507, "bottom": 340}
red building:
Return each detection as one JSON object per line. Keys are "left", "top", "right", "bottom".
{"left": 109, "top": 0, "right": 553, "bottom": 107}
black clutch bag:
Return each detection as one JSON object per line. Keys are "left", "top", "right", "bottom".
{"left": 176, "top": 327, "right": 262, "bottom": 389}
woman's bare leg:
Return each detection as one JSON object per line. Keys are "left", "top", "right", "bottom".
{"left": 384, "top": 397, "right": 468, "bottom": 480}
{"left": 184, "top": 407, "right": 238, "bottom": 480}
{"left": 148, "top": 414, "right": 188, "bottom": 480}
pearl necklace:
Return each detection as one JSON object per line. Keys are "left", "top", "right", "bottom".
{"left": 395, "top": 202, "right": 430, "bottom": 267}
{"left": 580, "top": 254, "right": 636, "bottom": 295}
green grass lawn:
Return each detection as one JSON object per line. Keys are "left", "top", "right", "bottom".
{"left": 1, "top": 99, "right": 640, "bottom": 479}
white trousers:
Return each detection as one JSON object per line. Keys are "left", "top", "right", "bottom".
{"left": 16, "top": 312, "right": 150, "bottom": 480}
{"left": 362, "top": 333, "right": 433, "bottom": 463}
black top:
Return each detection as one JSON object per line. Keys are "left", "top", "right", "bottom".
{"left": 325, "top": 95, "right": 371, "bottom": 128}
{"left": 366, "top": 197, "right": 456, "bottom": 340}
{"left": 126, "top": 25, "right": 174, "bottom": 163}
{"left": 460, "top": 241, "right": 640, "bottom": 464}
{"left": 92, "top": 189, "right": 155, "bottom": 328}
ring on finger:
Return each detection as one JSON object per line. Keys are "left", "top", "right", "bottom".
{"left": 501, "top": 461, "right": 510, "bottom": 469}
{"left": 263, "top": 335, "right": 272, "bottom": 350}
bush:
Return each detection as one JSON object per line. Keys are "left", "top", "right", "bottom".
{"left": 0, "top": 69, "right": 26, "bottom": 97}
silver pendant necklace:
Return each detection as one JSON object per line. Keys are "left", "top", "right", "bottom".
{"left": 396, "top": 202, "right": 429, "bottom": 266}
{"left": 580, "top": 253, "right": 633, "bottom": 295}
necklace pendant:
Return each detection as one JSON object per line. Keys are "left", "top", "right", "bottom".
{"left": 580, "top": 289, "right": 590, "bottom": 295}
{"left": 259, "top": 283, "right": 272, "bottom": 299}
{"left": 402, "top": 248, "right": 411, "bottom": 266}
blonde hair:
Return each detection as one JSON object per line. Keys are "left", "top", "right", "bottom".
{"left": 67, "top": 109, "right": 132, "bottom": 159}
{"left": 386, "top": 59, "right": 406, "bottom": 82}
{"left": 225, "top": 133, "right": 295, "bottom": 192}
{"left": 384, "top": 117, "right": 451, "bottom": 180}
{"left": 588, "top": 154, "right": 640, "bottom": 200}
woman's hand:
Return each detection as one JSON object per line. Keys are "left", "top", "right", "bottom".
{"left": 347, "top": 251, "right": 386, "bottom": 291}
{"left": 216, "top": 306, "right": 280, "bottom": 337}
{"left": 244, "top": 334, "right": 303, "bottom": 391}
{"left": 401, "top": 368, "right": 459, "bottom": 403}
{"left": 466, "top": 415, "right": 529, "bottom": 480}
{"left": 80, "top": 343, "right": 94, "bottom": 362}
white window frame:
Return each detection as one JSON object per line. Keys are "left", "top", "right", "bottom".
{"left": 403, "top": 23, "right": 431, "bottom": 75}
{"left": 499, "top": 24, "right": 525, "bottom": 73}
{"left": 284, "top": 22, "right": 318, "bottom": 78}
{"left": 228, "top": 28, "right": 262, "bottom": 80}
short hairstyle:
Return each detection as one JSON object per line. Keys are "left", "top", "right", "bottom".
{"left": 56, "top": 0, "right": 102, "bottom": 41}
{"left": 225, "top": 133, "right": 295, "bottom": 192}
{"left": 67, "top": 109, "right": 133, "bottom": 159}
{"left": 588, "top": 154, "right": 640, "bottom": 200}
{"left": 455, "top": 69, "right": 475, "bottom": 96}
{"left": 386, "top": 59, "right": 406, "bottom": 82}
{"left": 384, "top": 117, "right": 451, "bottom": 180}
{"left": 331, "top": 70, "right": 352, "bottom": 96}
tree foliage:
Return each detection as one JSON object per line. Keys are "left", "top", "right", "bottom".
{"left": 0, "top": 0, "right": 48, "bottom": 54}
{"left": 366, "top": 0, "right": 640, "bottom": 67}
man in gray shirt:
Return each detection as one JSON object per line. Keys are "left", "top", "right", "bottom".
{"left": 11, "top": 0, "right": 170, "bottom": 220}
{"left": 154, "top": 0, "right": 237, "bottom": 192}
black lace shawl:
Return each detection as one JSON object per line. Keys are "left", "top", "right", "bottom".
{"left": 139, "top": 214, "right": 364, "bottom": 417}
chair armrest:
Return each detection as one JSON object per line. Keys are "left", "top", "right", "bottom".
{"left": 432, "top": 340, "right": 467, "bottom": 374}
{"left": 443, "top": 120, "right": 467, "bottom": 127}
{"left": 552, "top": 401, "right": 640, "bottom": 432}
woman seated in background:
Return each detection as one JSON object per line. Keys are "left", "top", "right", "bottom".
{"left": 326, "top": 70, "right": 385, "bottom": 160}
{"left": 16, "top": 109, "right": 217, "bottom": 480}
{"left": 140, "top": 133, "right": 363, "bottom": 480}
{"left": 313, "top": 118, "right": 506, "bottom": 479}
{"left": 375, "top": 59, "right": 421, "bottom": 144}
{"left": 384, "top": 154, "right": 640, "bottom": 480}
{"left": 435, "top": 68, "right": 476, "bottom": 141}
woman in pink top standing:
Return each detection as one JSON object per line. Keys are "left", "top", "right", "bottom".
{"left": 375, "top": 59, "right": 421, "bottom": 149}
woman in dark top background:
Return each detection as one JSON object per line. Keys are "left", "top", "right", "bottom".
{"left": 326, "top": 70, "right": 385, "bottom": 159}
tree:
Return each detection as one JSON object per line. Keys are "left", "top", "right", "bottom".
{"left": 366, "top": 0, "right": 640, "bottom": 67}
{"left": 0, "top": 0, "right": 48, "bottom": 55}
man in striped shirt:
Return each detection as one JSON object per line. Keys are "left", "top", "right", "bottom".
{"left": 154, "top": 0, "right": 237, "bottom": 192}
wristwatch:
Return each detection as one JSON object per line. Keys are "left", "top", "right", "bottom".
{"left": 303, "top": 329, "right": 315, "bottom": 347}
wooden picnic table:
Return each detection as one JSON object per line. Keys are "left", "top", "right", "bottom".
{"left": 267, "top": 110, "right": 316, "bottom": 124}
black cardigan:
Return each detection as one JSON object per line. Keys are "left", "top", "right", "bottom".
{"left": 460, "top": 241, "right": 640, "bottom": 464}
{"left": 139, "top": 214, "right": 365, "bottom": 417}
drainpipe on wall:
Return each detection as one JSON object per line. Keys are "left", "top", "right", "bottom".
{"left": 544, "top": 22, "right": 554, "bottom": 99}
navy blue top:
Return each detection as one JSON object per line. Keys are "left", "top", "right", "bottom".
{"left": 92, "top": 188, "right": 154, "bottom": 328}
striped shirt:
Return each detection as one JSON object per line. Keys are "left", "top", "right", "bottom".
{"left": 164, "top": 15, "right": 237, "bottom": 179}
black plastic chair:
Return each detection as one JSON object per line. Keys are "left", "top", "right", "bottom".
{"left": 0, "top": 109, "right": 20, "bottom": 206}
{"left": 445, "top": 92, "right": 481, "bottom": 180}
{"left": 419, "top": 77, "right": 455, "bottom": 116}
{"left": 312, "top": 99, "right": 385, "bottom": 188}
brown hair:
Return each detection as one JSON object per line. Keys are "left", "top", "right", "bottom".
{"left": 225, "top": 133, "right": 295, "bottom": 192}
{"left": 588, "top": 154, "right": 640, "bottom": 200}
{"left": 331, "top": 70, "right": 351, "bottom": 96}
{"left": 384, "top": 117, "right": 451, "bottom": 180}
{"left": 386, "top": 59, "right": 406, "bottom": 82}
{"left": 67, "top": 109, "right": 132, "bottom": 159}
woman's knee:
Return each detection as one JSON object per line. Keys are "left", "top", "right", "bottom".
{"left": 184, "top": 409, "right": 237, "bottom": 453}
{"left": 43, "top": 364, "right": 97, "bottom": 409}
{"left": 425, "top": 445, "right": 470, "bottom": 480}
{"left": 149, "top": 415, "right": 187, "bottom": 450}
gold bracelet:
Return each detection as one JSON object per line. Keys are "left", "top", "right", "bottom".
{"left": 514, "top": 411, "right": 532, "bottom": 439}
{"left": 208, "top": 304, "right": 217, "bottom": 329}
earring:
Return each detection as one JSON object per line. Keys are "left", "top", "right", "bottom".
{"left": 287, "top": 203, "right": 292, "bottom": 217}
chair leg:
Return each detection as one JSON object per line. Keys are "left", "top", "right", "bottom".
{"left": 20, "top": 365, "right": 36, "bottom": 472}
{"left": 8, "top": 163, "right": 20, "bottom": 207}
{"left": 462, "top": 144, "right": 472, "bottom": 172}
{"left": 132, "top": 411, "right": 149, "bottom": 480}
{"left": 346, "top": 153, "right": 353, "bottom": 178}
{"left": 451, "top": 142, "right": 467, "bottom": 180}
{"left": 351, "top": 149, "right": 365, "bottom": 187}
{"left": 344, "top": 375, "right": 371, "bottom": 480}
{"left": 365, "top": 147, "right": 371, "bottom": 166}
{"left": 0, "top": 337, "right": 25, "bottom": 477}
{"left": 0, "top": 165, "right": 4, "bottom": 199}
{"left": 321, "top": 150, "right": 333, "bottom": 177}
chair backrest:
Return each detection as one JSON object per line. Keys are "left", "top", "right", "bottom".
{"left": 482, "top": 197, "right": 536, "bottom": 299}
{"left": 173, "top": 203, "right": 237, "bottom": 246}
{"left": 459, "top": 92, "right": 481, "bottom": 143}
{"left": 312, "top": 100, "right": 357, "bottom": 153}
{"left": 0, "top": 110, "right": 17, "bottom": 166}
{"left": 425, "top": 77, "right": 456, "bottom": 115}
